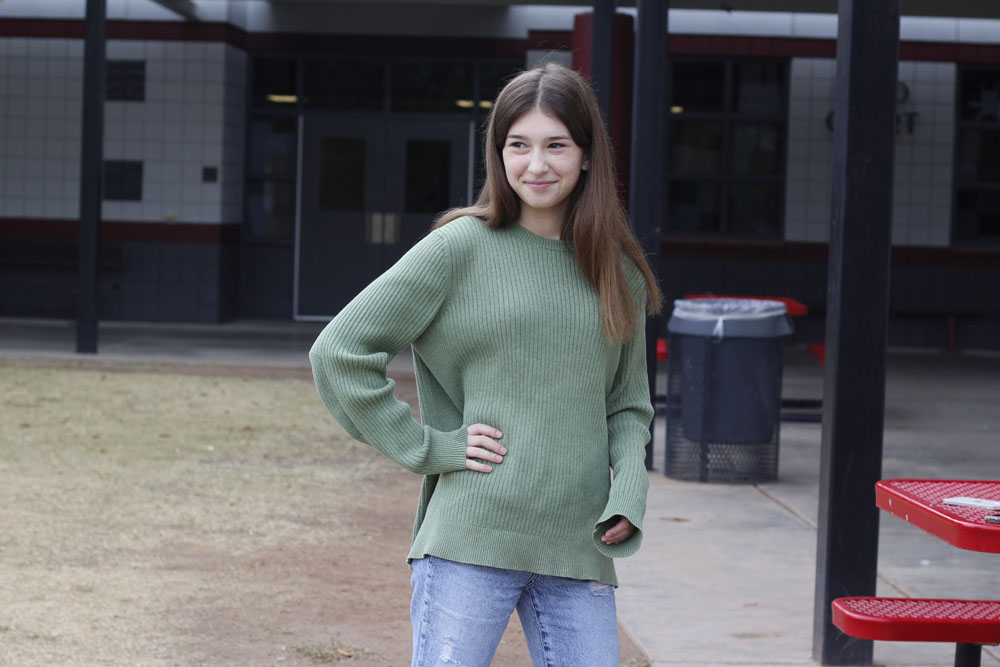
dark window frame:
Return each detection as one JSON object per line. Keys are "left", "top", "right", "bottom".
{"left": 103, "top": 160, "right": 143, "bottom": 201}
{"left": 952, "top": 64, "right": 1000, "bottom": 246}
{"left": 106, "top": 60, "right": 146, "bottom": 102}
{"left": 243, "top": 54, "right": 522, "bottom": 245}
{"left": 665, "top": 56, "right": 789, "bottom": 239}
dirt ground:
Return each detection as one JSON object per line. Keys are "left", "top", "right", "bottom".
{"left": 0, "top": 359, "right": 649, "bottom": 667}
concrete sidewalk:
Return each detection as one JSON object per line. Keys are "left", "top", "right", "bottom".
{"left": 3, "top": 318, "right": 999, "bottom": 666}
{"left": 620, "top": 348, "right": 1000, "bottom": 667}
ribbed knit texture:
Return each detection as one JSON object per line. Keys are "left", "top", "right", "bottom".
{"left": 309, "top": 215, "right": 653, "bottom": 586}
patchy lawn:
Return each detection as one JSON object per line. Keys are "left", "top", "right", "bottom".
{"left": 0, "top": 359, "right": 647, "bottom": 666}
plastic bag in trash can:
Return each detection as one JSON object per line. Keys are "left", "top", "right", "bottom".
{"left": 668, "top": 299, "right": 792, "bottom": 444}
{"left": 667, "top": 298, "right": 792, "bottom": 340}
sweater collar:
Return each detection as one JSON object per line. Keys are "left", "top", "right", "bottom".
{"left": 505, "top": 222, "right": 574, "bottom": 253}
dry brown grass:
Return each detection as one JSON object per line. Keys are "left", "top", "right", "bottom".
{"left": 0, "top": 360, "right": 647, "bottom": 666}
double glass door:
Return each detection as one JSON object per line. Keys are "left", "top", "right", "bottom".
{"left": 296, "top": 114, "right": 473, "bottom": 319}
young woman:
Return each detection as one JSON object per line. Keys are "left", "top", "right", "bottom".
{"left": 310, "top": 63, "right": 662, "bottom": 667}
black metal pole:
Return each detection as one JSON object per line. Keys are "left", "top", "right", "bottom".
{"left": 812, "top": 0, "right": 899, "bottom": 664}
{"left": 629, "top": 0, "right": 668, "bottom": 471}
{"left": 77, "top": 0, "right": 106, "bottom": 354}
{"left": 955, "top": 643, "right": 982, "bottom": 667}
{"left": 591, "top": 0, "right": 614, "bottom": 122}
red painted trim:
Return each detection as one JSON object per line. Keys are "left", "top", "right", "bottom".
{"left": 660, "top": 237, "right": 1000, "bottom": 267}
{"left": 111, "top": 21, "right": 248, "bottom": 49}
{"left": 669, "top": 35, "right": 838, "bottom": 58}
{"left": 0, "top": 18, "right": 84, "bottom": 39}
{"left": 669, "top": 34, "right": 1000, "bottom": 63}
{"left": 571, "top": 13, "right": 593, "bottom": 77}
{"left": 0, "top": 219, "right": 240, "bottom": 244}
{"left": 0, "top": 18, "right": 248, "bottom": 47}
{"left": 571, "top": 13, "right": 635, "bottom": 199}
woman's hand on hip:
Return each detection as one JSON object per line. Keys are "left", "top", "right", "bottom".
{"left": 601, "top": 516, "right": 636, "bottom": 545}
{"left": 465, "top": 423, "right": 505, "bottom": 473}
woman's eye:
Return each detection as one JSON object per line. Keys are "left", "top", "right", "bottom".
{"left": 549, "top": 142, "right": 566, "bottom": 149}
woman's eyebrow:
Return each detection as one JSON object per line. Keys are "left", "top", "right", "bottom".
{"left": 506, "top": 134, "right": 572, "bottom": 141}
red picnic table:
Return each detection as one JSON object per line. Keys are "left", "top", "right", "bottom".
{"left": 875, "top": 479, "right": 1000, "bottom": 553}
{"left": 833, "top": 480, "right": 1000, "bottom": 667}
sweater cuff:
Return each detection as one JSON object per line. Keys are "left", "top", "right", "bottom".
{"left": 592, "top": 493, "right": 646, "bottom": 559}
{"left": 424, "top": 424, "right": 468, "bottom": 474}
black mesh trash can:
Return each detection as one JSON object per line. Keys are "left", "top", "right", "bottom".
{"left": 664, "top": 298, "right": 793, "bottom": 483}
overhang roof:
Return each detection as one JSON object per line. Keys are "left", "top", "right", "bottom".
{"left": 261, "top": 0, "right": 1000, "bottom": 20}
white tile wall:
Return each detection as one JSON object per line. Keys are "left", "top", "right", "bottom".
{"left": 221, "top": 45, "right": 247, "bottom": 224}
{"left": 0, "top": 38, "right": 81, "bottom": 220}
{"left": 784, "top": 58, "right": 956, "bottom": 247}
{"left": 0, "top": 36, "right": 247, "bottom": 225}
{"left": 785, "top": 58, "right": 836, "bottom": 243}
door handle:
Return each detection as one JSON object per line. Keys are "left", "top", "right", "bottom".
{"left": 366, "top": 212, "right": 383, "bottom": 244}
{"left": 384, "top": 213, "right": 399, "bottom": 245}
{"left": 366, "top": 213, "right": 399, "bottom": 244}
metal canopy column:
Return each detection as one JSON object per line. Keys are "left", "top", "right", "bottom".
{"left": 590, "top": 0, "right": 615, "bottom": 120}
{"left": 77, "top": 0, "right": 106, "bottom": 354}
{"left": 812, "top": 0, "right": 900, "bottom": 664}
{"left": 629, "top": 0, "right": 668, "bottom": 470}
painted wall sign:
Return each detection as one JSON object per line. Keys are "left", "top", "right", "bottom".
{"left": 826, "top": 81, "right": 920, "bottom": 135}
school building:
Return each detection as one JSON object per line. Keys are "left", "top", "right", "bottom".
{"left": 1, "top": 1, "right": 998, "bottom": 349}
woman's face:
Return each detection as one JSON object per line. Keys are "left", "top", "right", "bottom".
{"left": 502, "top": 108, "right": 588, "bottom": 223}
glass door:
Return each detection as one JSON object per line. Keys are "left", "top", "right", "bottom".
{"left": 296, "top": 115, "right": 385, "bottom": 319}
{"left": 296, "top": 115, "right": 472, "bottom": 320}
{"left": 383, "top": 117, "right": 474, "bottom": 268}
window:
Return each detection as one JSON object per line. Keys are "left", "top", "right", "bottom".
{"left": 666, "top": 59, "right": 788, "bottom": 237}
{"left": 103, "top": 160, "right": 143, "bottom": 201}
{"left": 252, "top": 59, "right": 297, "bottom": 108}
{"left": 391, "top": 61, "right": 475, "bottom": 114}
{"left": 405, "top": 140, "right": 451, "bottom": 213}
{"left": 478, "top": 61, "right": 522, "bottom": 109}
{"left": 106, "top": 60, "right": 145, "bottom": 101}
{"left": 244, "top": 57, "right": 520, "bottom": 241}
{"left": 303, "top": 60, "right": 385, "bottom": 110}
{"left": 246, "top": 117, "right": 297, "bottom": 240}
{"left": 954, "top": 67, "right": 1000, "bottom": 243}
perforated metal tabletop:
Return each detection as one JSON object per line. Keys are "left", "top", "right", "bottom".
{"left": 876, "top": 479, "right": 1000, "bottom": 553}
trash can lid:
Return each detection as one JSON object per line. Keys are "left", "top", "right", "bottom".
{"left": 667, "top": 298, "right": 793, "bottom": 339}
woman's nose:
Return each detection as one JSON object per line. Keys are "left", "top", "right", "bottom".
{"left": 528, "top": 149, "right": 548, "bottom": 174}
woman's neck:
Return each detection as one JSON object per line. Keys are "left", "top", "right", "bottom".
{"left": 517, "top": 207, "right": 565, "bottom": 240}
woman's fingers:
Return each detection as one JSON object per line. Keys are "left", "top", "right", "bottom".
{"left": 467, "top": 446, "right": 503, "bottom": 463}
{"left": 465, "top": 458, "right": 493, "bottom": 473}
{"left": 465, "top": 423, "right": 504, "bottom": 473}
{"left": 601, "top": 516, "right": 636, "bottom": 545}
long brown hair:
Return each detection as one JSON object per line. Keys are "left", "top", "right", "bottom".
{"left": 435, "top": 63, "right": 662, "bottom": 342}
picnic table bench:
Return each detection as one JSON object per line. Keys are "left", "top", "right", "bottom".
{"left": 833, "top": 479, "right": 1000, "bottom": 667}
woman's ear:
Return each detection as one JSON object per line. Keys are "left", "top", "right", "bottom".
{"left": 582, "top": 156, "right": 590, "bottom": 171}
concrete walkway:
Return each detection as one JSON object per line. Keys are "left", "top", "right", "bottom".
{"left": 620, "top": 348, "right": 1000, "bottom": 667}
{"left": 3, "top": 318, "right": 999, "bottom": 666}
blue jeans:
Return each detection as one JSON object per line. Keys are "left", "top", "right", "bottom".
{"left": 409, "top": 556, "right": 619, "bottom": 667}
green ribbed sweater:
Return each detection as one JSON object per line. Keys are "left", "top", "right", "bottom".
{"left": 309, "top": 215, "right": 652, "bottom": 586}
